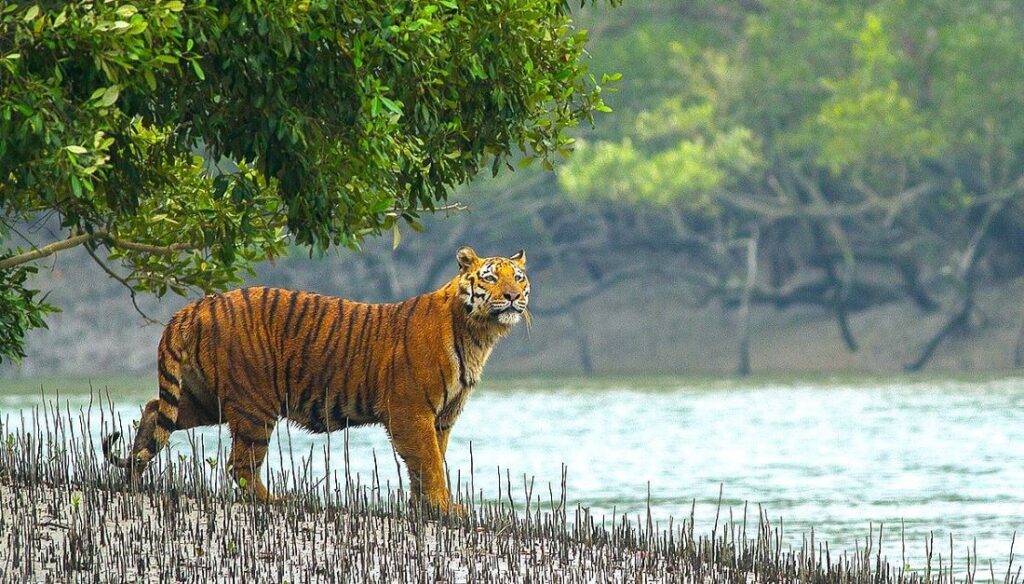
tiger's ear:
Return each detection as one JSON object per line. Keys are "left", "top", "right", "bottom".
{"left": 510, "top": 249, "right": 526, "bottom": 267}
{"left": 456, "top": 246, "right": 480, "bottom": 271}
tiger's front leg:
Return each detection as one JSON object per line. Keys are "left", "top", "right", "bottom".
{"left": 388, "top": 413, "right": 459, "bottom": 514}
{"left": 227, "top": 415, "right": 279, "bottom": 502}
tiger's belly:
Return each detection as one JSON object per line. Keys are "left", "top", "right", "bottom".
{"left": 284, "top": 399, "right": 379, "bottom": 434}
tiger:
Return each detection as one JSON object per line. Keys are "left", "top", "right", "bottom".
{"left": 102, "top": 246, "right": 530, "bottom": 513}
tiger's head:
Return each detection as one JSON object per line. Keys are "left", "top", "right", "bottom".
{"left": 456, "top": 246, "right": 530, "bottom": 327}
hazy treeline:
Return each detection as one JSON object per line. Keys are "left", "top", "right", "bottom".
{"left": 563, "top": 1, "right": 1024, "bottom": 373}
{"left": 6, "top": 0, "right": 1024, "bottom": 377}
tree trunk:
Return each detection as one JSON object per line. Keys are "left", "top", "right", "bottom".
{"left": 1013, "top": 315, "right": 1024, "bottom": 368}
{"left": 737, "top": 231, "right": 759, "bottom": 377}
{"left": 905, "top": 199, "right": 1006, "bottom": 371}
{"left": 569, "top": 309, "right": 595, "bottom": 375}
{"left": 904, "top": 296, "right": 973, "bottom": 372}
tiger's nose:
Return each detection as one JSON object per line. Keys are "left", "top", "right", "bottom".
{"left": 503, "top": 291, "right": 520, "bottom": 302}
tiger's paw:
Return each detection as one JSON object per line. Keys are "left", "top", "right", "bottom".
{"left": 418, "top": 494, "right": 468, "bottom": 518}
{"left": 235, "top": 478, "right": 284, "bottom": 504}
{"left": 446, "top": 502, "right": 469, "bottom": 518}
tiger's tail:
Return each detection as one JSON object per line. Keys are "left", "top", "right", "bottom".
{"left": 151, "top": 334, "right": 186, "bottom": 453}
{"left": 101, "top": 431, "right": 130, "bottom": 468}
{"left": 102, "top": 317, "right": 189, "bottom": 476}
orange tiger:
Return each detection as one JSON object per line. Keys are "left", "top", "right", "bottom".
{"left": 103, "top": 247, "right": 530, "bottom": 512}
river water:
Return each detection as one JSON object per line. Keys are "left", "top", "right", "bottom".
{"left": 1, "top": 375, "right": 1022, "bottom": 569}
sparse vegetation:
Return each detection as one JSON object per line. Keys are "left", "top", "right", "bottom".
{"left": 0, "top": 393, "right": 1020, "bottom": 583}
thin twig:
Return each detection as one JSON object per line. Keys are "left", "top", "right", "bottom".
{"left": 83, "top": 245, "right": 165, "bottom": 327}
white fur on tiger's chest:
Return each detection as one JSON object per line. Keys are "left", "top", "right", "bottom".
{"left": 442, "top": 338, "right": 493, "bottom": 411}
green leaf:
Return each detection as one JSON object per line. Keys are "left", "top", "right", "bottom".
{"left": 97, "top": 86, "right": 120, "bottom": 108}
{"left": 23, "top": 5, "right": 39, "bottom": 22}
{"left": 65, "top": 145, "right": 88, "bottom": 155}
{"left": 192, "top": 60, "right": 205, "bottom": 80}
{"left": 378, "top": 96, "right": 403, "bottom": 115}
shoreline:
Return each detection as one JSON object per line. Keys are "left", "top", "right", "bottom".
{"left": 1, "top": 473, "right": 1016, "bottom": 583}
{"left": 0, "top": 402, "right": 1019, "bottom": 583}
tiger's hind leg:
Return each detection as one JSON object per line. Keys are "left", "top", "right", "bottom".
{"left": 227, "top": 414, "right": 279, "bottom": 502}
{"left": 103, "top": 351, "right": 186, "bottom": 484}
{"left": 127, "top": 397, "right": 162, "bottom": 482}
{"left": 103, "top": 367, "right": 220, "bottom": 486}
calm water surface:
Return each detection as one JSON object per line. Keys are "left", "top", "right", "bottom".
{"left": 1, "top": 375, "right": 1022, "bottom": 568}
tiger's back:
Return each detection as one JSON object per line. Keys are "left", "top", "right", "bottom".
{"left": 168, "top": 288, "right": 402, "bottom": 431}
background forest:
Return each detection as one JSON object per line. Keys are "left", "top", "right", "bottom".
{"left": 5, "top": 0, "right": 1024, "bottom": 377}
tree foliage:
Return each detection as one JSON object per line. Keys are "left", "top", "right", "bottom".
{"left": 558, "top": 0, "right": 1024, "bottom": 371}
{"left": 0, "top": 0, "right": 613, "bottom": 363}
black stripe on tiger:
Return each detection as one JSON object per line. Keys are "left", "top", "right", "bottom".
{"left": 267, "top": 288, "right": 282, "bottom": 317}
{"left": 159, "top": 388, "right": 179, "bottom": 408}
{"left": 348, "top": 307, "right": 376, "bottom": 415}
{"left": 330, "top": 395, "right": 348, "bottom": 428}
{"left": 356, "top": 305, "right": 384, "bottom": 414}
{"left": 290, "top": 295, "right": 314, "bottom": 337}
{"left": 292, "top": 297, "right": 328, "bottom": 396}
{"left": 158, "top": 362, "right": 179, "bottom": 388}
{"left": 191, "top": 320, "right": 205, "bottom": 373}
{"left": 309, "top": 301, "right": 349, "bottom": 408}
{"left": 281, "top": 291, "right": 301, "bottom": 338}
{"left": 331, "top": 299, "right": 360, "bottom": 399}
{"left": 439, "top": 367, "right": 449, "bottom": 407}
{"left": 235, "top": 432, "right": 270, "bottom": 448}
{"left": 452, "top": 319, "right": 468, "bottom": 388}
{"left": 307, "top": 398, "right": 327, "bottom": 433}
{"left": 240, "top": 287, "right": 255, "bottom": 323}
{"left": 228, "top": 404, "right": 274, "bottom": 430}
{"left": 342, "top": 304, "right": 370, "bottom": 399}
{"left": 354, "top": 387, "right": 365, "bottom": 419}
{"left": 207, "top": 295, "right": 220, "bottom": 343}
{"left": 157, "top": 411, "right": 176, "bottom": 431}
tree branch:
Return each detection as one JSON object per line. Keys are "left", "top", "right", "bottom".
{"left": 0, "top": 232, "right": 93, "bottom": 270}
{"left": 905, "top": 198, "right": 1010, "bottom": 371}
{"left": 109, "top": 238, "right": 195, "bottom": 254}
{"left": 0, "top": 229, "right": 207, "bottom": 271}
